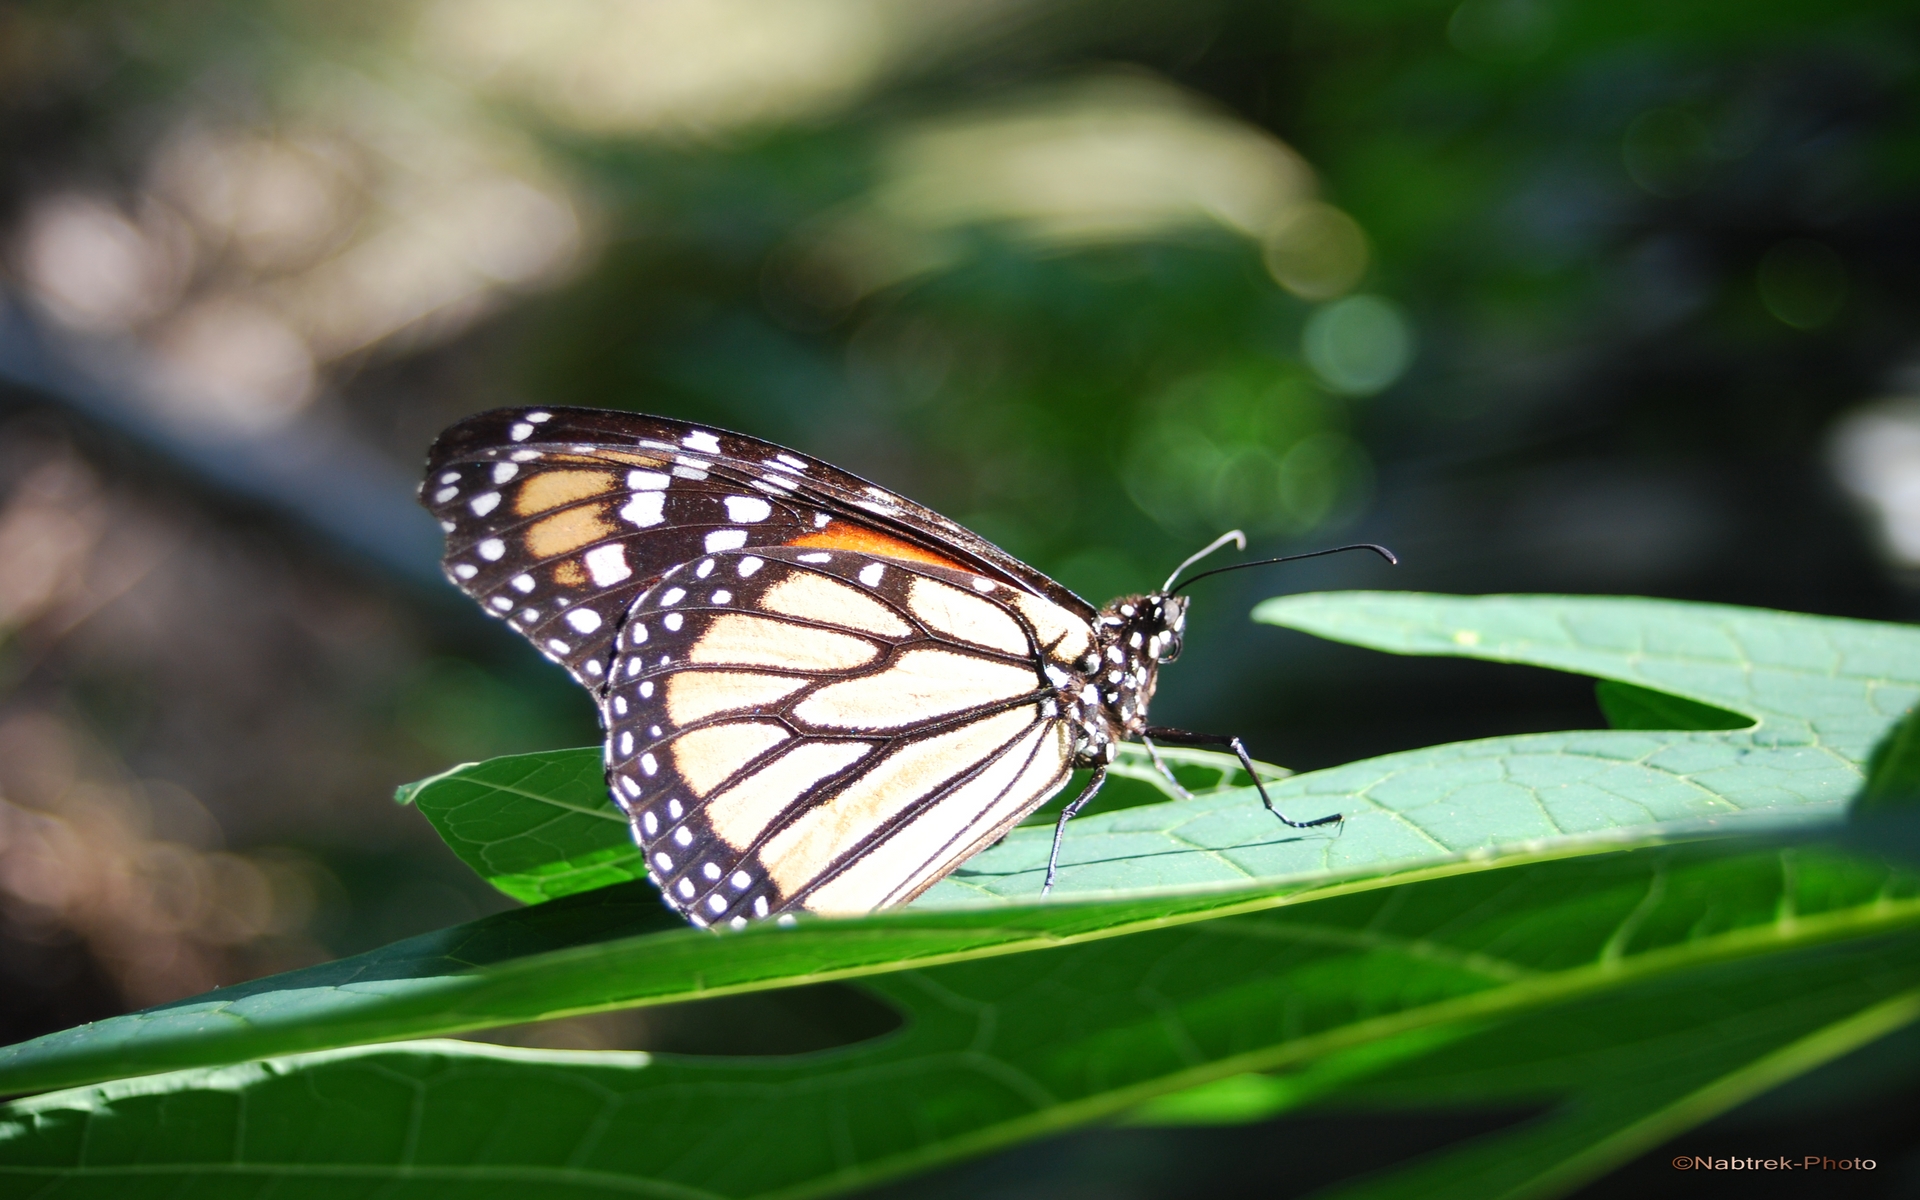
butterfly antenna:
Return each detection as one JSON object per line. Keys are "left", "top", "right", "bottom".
{"left": 1161, "top": 530, "right": 1248, "bottom": 593}
{"left": 1170, "top": 543, "right": 1398, "bottom": 595}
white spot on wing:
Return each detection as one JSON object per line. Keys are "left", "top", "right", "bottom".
{"left": 470, "top": 492, "right": 500, "bottom": 516}
{"left": 492, "top": 462, "right": 519, "bottom": 484}
{"left": 724, "top": 496, "right": 772, "bottom": 523}
{"left": 452, "top": 563, "right": 478, "bottom": 579}
{"left": 567, "top": 608, "right": 602, "bottom": 634}
{"left": 738, "top": 556, "right": 764, "bottom": 577}
{"left": 434, "top": 486, "right": 458, "bottom": 503}
{"left": 478, "top": 539, "right": 506, "bottom": 561}
{"left": 621, "top": 492, "right": 666, "bottom": 527}
{"left": 705, "top": 529, "right": 748, "bottom": 553}
{"left": 664, "top": 612, "right": 684, "bottom": 631}
{"left": 683, "top": 431, "right": 722, "bottom": 453}
{"left": 510, "top": 422, "right": 533, "bottom": 441}
{"left": 584, "top": 544, "right": 632, "bottom": 586}
{"left": 628, "top": 470, "right": 669, "bottom": 490}
{"left": 527, "top": 411, "right": 552, "bottom": 423}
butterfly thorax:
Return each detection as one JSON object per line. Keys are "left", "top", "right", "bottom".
{"left": 1061, "top": 591, "right": 1188, "bottom": 764}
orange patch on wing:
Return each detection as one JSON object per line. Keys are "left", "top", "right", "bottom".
{"left": 553, "top": 559, "right": 587, "bottom": 586}
{"left": 513, "top": 470, "right": 618, "bottom": 517}
{"left": 788, "top": 522, "right": 966, "bottom": 571}
{"left": 527, "top": 506, "right": 613, "bottom": 558}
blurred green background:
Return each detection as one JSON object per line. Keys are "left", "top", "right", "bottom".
{"left": 1, "top": 0, "right": 1916, "bottom": 1194}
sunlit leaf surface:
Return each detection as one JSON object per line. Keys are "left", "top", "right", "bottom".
{"left": 397, "top": 749, "right": 642, "bottom": 904}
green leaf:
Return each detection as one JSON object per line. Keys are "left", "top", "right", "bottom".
{"left": 397, "top": 748, "right": 644, "bottom": 903}
{"left": 1847, "top": 702, "right": 1920, "bottom": 869}
{"left": 4, "top": 842, "right": 1917, "bottom": 1198}
{"left": 1593, "top": 679, "right": 1748, "bottom": 732}
{"left": 1854, "top": 701, "right": 1920, "bottom": 816}
{"left": 937, "top": 593, "right": 1920, "bottom": 903}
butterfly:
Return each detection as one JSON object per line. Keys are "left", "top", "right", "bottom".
{"left": 420, "top": 407, "right": 1383, "bottom": 928}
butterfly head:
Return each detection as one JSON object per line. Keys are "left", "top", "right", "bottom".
{"left": 1148, "top": 593, "right": 1189, "bottom": 662}
{"left": 1083, "top": 591, "right": 1190, "bottom": 738}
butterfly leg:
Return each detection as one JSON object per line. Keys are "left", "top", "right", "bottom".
{"left": 1142, "top": 727, "right": 1342, "bottom": 831}
{"left": 1041, "top": 765, "right": 1109, "bottom": 896}
{"left": 1139, "top": 735, "right": 1194, "bottom": 800}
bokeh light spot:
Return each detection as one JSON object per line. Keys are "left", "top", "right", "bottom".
{"left": 1263, "top": 203, "right": 1368, "bottom": 300}
{"left": 1303, "top": 295, "right": 1413, "bottom": 395}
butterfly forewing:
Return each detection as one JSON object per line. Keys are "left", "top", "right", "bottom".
{"left": 423, "top": 407, "right": 1094, "bottom": 686}
{"left": 600, "top": 545, "right": 1077, "bottom": 924}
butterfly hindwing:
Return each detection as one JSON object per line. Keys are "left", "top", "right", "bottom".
{"left": 600, "top": 545, "right": 1080, "bottom": 925}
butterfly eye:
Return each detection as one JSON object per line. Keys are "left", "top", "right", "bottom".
{"left": 1159, "top": 633, "right": 1183, "bottom": 662}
